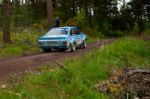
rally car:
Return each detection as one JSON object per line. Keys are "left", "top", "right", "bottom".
{"left": 38, "top": 26, "right": 87, "bottom": 52}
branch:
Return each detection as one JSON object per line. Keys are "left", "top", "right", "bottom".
{"left": 55, "top": 60, "right": 68, "bottom": 71}
{"left": 127, "top": 70, "right": 150, "bottom": 77}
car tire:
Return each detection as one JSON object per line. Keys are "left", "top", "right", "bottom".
{"left": 67, "top": 43, "right": 76, "bottom": 52}
{"left": 66, "top": 44, "right": 72, "bottom": 52}
{"left": 81, "top": 41, "right": 87, "bottom": 48}
{"left": 60, "top": 48, "right": 66, "bottom": 52}
{"left": 71, "top": 44, "right": 76, "bottom": 52}
{"left": 43, "top": 48, "right": 51, "bottom": 53}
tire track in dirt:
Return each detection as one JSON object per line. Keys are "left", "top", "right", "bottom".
{"left": 0, "top": 38, "right": 115, "bottom": 81}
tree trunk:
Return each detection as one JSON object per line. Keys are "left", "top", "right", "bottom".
{"left": 47, "top": 0, "right": 53, "bottom": 26}
{"left": 3, "top": 0, "right": 11, "bottom": 44}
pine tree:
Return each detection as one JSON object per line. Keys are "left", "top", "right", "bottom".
{"left": 47, "top": 0, "right": 53, "bottom": 26}
{"left": 2, "top": 0, "right": 11, "bottom": 44}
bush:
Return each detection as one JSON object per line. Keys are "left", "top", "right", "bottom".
{"left": 0, "top": 28, "right": 44, "bottom": 57}
{"left": 75, "top": 10, "right": 88, "bottom": 28}
{"left": 144, "top": 29, "right": 150, "bottom": 35}
{"left": 132, "top": 22, "right": 140, "bottom": 35}
{"left": 65, "top": 18, "right": 78, "bottom": 27}
{"left": 112, "top": 30, "right": 124, "bottom": 37}
{"left": 145, "top": 21, "right": 150, "bottom": 30}
{"left": 144, "top": 21, "right": 150, "bottom": 35}
{"left": 31, "top": 23, "right": 44, "bottom": 31}
{"left": 64, "top": 11, "right": 105, "bottom": 38}
{"left": 65, "top": 10, "right": 88, "bottom": 28}
{"left": 102, "top": 21, "right": 112, "bottom": 33}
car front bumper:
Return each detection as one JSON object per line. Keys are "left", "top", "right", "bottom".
{"left": 39, "top": 45, "right": 68, "bottom": 49}
{"left": 39, "top": 40, "right": 69, "bottom": 49}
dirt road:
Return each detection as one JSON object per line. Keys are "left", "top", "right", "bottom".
{"left": 0, "top": 39, "right": 115, "bottom": 81}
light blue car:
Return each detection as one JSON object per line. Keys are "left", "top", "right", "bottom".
{"left": 38, "top": 26, "right": 87, "bottom": 52}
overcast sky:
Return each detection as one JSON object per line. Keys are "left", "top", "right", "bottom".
{"left": 118, "top": 0, "right": 131, "bottom": 9}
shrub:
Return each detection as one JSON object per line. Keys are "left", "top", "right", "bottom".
{"left": 132, "top": 22, "right": 140, "bottom": 35}
{"left": 102, "top": 21, "right": 112, "bottom": 33}
{"left": 65, "top": 18, "right": 78, "bottom": 27}
{"left": 144, "top": 21, "right": 150, "bottom": 35}
{"left": 65, "top": 10, "right": 88, "bottom": 28}
{"left": 64, "top": 11, "right": 105, "bottom": 38}
{"left": 31, "top": 23, "right": 44, "bottom": 31}
{"left": 112, "top": 30, "right": 124, "bottom": 37}
{"left": 75, "top": 10, "right": 88, "bottom": 28}
{"left": 144, "top": 29, "right": 150, "bottom": 35}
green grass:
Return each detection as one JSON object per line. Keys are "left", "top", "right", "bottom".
{"left": 86, "top": 36, "right": 97, "bottom": 43}
{"left": 0, "top": 37, "right": 150, "bottom": 99}
{"left": 0, "top": 29, "right": 45, "bottom": 57}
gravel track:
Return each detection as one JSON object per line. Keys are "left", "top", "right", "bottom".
{"left": 0, "top": 39, "right": 115, "bottom": 81}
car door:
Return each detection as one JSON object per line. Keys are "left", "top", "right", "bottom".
{"left": 69, "top": 28, "right": 76, "bottom": 44}
{"left": 74, "top": 28, "right": 82, "bottom": 46}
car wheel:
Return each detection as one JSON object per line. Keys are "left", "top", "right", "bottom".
{"left": 81, "top": 41, "right": 87, "bottom": 48}
{"left": 67, "top": 43, "right": 76, "bottom": 52}
{"left": 60, "top": 48, "right": 66, "bottom": 52}
{"left": 43, "top": 48, "right": 51, "bottom": 53}
{"left": 66, "top": 44, "right": 72, "bottom": 52}
{"left": 71, "top": 44, "right": 76, "bottom": 52}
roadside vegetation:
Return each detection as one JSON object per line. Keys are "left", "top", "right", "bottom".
{"left": 0, "top": 37, "right": 149, "bottom": 99}
{"left": 0, "top": 29, "right": 43, "bottom": 58}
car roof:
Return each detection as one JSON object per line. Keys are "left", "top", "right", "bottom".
{"left": 52, "top": 26, "right": 77, "bottom": 29}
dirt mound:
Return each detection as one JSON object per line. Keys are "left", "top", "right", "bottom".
{"left": 95, "top": 68, "right": 150, "bottom": 99}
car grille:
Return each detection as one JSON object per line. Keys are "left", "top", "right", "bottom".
{"left": 47, "top": 41, "right": 58, "bottom": 45}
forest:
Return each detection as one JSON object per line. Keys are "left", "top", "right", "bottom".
{"left": 0, "top": 0, "right": 150, "bottom": 99}
{"left": 0, "top": 0, "right": 150, "bottom": 44}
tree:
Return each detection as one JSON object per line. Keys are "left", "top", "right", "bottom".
{"left": 0, "top": 2, "right": 2, "bottom": 30}
{"left": 127, "top": 0, "right": 150, "bottom": 31}
{"left": 2, "top": 0, "right": 11, "bottom": 44}
{"left": 47, "top": 0, "right": 53, "bottom": 26}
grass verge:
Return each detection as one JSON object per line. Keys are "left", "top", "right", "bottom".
{"left": 0, "top": 29, "right": 44, "bottom": 58}
{"left": 0, "top": 37, "right": 150, "bottom": 99}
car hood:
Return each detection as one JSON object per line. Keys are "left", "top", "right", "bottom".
{"left": 39, "top": 35, "right": 68, "bottom": 40}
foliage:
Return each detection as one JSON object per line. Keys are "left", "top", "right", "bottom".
{"left": 0, "top": 28, "right": 46, "bottom": 58}
{"left": 144, "top": 21, "right": 150, "bottom": 35}
{"left": 144, "top": 29, "right": 150, "bottom": 35}
{"left": 0, "top": 0, "right": 150, "bottom": 40}
{"left": 65, "top": 10, "right": 88, "bottom": 28}
{"left": 64, "top": 18, "right": 78, "bottom": 27}
{"left": 64, "top": 10, "right": 104, "bottom": 37}
{"left": 74, "top": 10, "right": 88, "bottom": 28}
{"left": 132, "top": 22, "right": 140, "bottom": 35}
{"left": 0, "top": 38, "right": 149, "bottom": 98}
{"left": 102, "top": 21, "right": 112, "bottom": 33}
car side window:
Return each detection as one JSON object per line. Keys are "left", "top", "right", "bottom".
{"left": 70, "top": 28, "right": 81, "bottom": 35}
{"left": 70, "top": 28, "right": 76, "bottom": 36}
{"left": 75, "top": 28, "right": 80, "bottom": 35}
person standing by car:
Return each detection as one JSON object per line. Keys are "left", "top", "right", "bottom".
{"left": 55, "top": 16, "right": 60, "bottom": 27}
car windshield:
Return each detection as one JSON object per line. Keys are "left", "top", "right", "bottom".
{"left": 46, "top": 28, "right": 68, "bottom": 36}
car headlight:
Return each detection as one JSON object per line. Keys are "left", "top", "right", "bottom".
{"left": 39, "top": 42, "right": 42, "bottom": 45}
